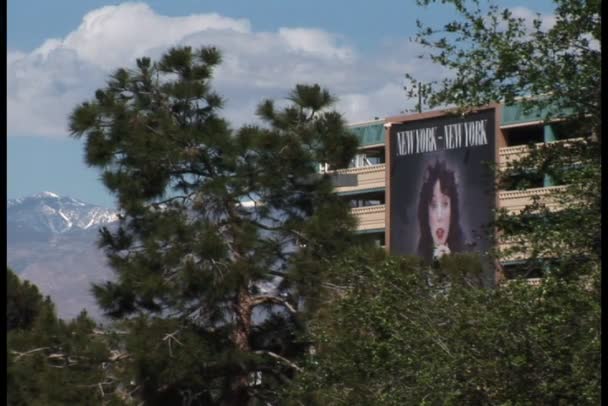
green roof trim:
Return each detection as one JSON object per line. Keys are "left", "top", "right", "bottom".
{"left": 502, "top": 102, "right": 575, "bottom": 126}
{"left": 348, "top": 122, "right": 385, "bottom": 147}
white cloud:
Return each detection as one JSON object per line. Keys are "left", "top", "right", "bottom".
{"left": 8, "top": 47, "right": 107, "bottom": 136}
{"left": 490, "top": 6, "right": 556, "bottom": 34}
{"left": 338, "top": 82, "right": 408, "bottom": 123}
{"left": 60, "top": 3, "right": 251, "bottom": 70}
{"left": 510, "top": 6, "right": 556, "bottom": 32}
{"left": 7, "top": 2, "right": 443, "bottom": 137}
{"left": 7, "top": 49, "right": 26, "bottom": 65}
{"left": 509, "top": 6, "right": 599, "bottom": 52}
{"left": 278, "top": 28, "right": 354, "bottom": 60}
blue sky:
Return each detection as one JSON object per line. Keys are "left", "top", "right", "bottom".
{"left": 8, "top": 0, "right": 556, "bottom": 208}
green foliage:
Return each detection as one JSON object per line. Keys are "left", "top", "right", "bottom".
{"left": 7, "top": 272, "right": 120, "bottom": 405}
{"left": 284, "top": 252, "right": 600, "bottom": 405}
{"left": 406, "top": 0, "right": 600, "bottom": 135}
{"left": 69, "top": 46, "right": 360, "bottom": 404}
{"left": 287, "top": 1, "right": 601, "bottom": 404}
{"left": 495, "top": 138, "right": 601, "bottom": 271}
{"left": 7, "top": 267, "right": 48, "bottom": 332}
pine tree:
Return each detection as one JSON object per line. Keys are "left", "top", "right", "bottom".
{"left": 7, "top": 270, "right": 119, "bottom": 405}
{"left": 7, "top": 267, "right": 48, "bottom": 332}
{"left": 69, "top": 46, "right": 359, "bottom": 405}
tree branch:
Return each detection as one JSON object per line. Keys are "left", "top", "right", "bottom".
{"left": 254, "top": 350, "right": 302, "bottom": 372}
{"left": 250, "top": 295, "right": 297, "bottom": 315}
{"left": 11, "top": 347, "right": 51, "bottom": 360}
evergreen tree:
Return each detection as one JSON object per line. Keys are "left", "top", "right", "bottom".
{"left": 7, "top": 267, "right": 48, "bottom": 332}
{"left": 7, "top": 271, "right": 120, "bottom": 405}
{"left": 69, "top": 46, "right": 359, "bottom": 405}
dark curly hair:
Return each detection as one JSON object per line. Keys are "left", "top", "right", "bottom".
{"left": 417, "top": 159, "right": 465, "bottom": 263}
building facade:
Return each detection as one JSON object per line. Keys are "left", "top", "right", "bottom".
{"left": 332, "top": 102, "right": 582, "bottom": 284}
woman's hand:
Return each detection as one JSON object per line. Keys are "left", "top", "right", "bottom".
{"left": 433, "top": 244, "right": 451, "bottom": 259}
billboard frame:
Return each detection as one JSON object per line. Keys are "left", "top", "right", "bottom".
{"left": 384, "top": 103, "right": 502, "bottom": 281}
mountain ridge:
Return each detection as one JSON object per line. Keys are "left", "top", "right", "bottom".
{"left": 8, "top": 191, "right": 118, "bottom": 236}
{"left": 7, "top": 192, "right": 118, "bottom": 321}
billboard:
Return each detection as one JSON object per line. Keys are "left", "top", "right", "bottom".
{"left": 388, "top": 108, "right": 496, "bottom": 283}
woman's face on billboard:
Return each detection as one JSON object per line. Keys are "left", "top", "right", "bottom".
{"left": 428, "top": 180, "right": 451, "bottom": 246}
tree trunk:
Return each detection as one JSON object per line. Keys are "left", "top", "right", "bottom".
{"left": 222, "top": 288, "right": 253, "bottom": 406}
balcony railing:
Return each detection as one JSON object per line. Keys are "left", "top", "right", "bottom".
{"left": 497, "top": 186, "right": 566, "bottom": 213}
{"left": 498, "top": 144, "right": 532, "bottom": 168}
{"left": 351, "top": 204, "right": 385, "bottom": 232}
{"left": 333, "top": 163, "right": 386, "bottom": 175}
{"left": 498, "top": 137, "right": 585, "bottom": 168}
{"left": 332, "top": 164, "right": 386, "bottom": 195}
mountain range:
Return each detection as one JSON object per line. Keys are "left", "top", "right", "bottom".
{"left": 7, "top": 192, "right": 119, "bottom": 321}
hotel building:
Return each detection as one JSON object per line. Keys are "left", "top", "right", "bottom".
{"left": 331, "top": 102, "right": 582, "bottom": 283}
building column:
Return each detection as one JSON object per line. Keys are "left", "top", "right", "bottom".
{"left": 543, "top": 125, "right": 555, "bottom": 187}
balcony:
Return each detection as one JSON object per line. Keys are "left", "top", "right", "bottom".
{"left": 330, "top": 141, "right": 574, "bottom": 234}
{"left": 498, "top": 137, "right": 585, "bottom": 168}
{"left": 330, "top": 141, "right": 579, "bottom": 195}
{"left": 351, "top": 204, "right": 385, "bottom": 232}
{"left": 496, "top": 237, "right": 532, "bottom": 262}
{"left": 332, "top": 164, "right": 385, "bottom": 195}
{"left": 331, "top": 142, "right": 578, "bottom": 195}
{"left": 497, "top": 186, "right": 566, "bottom": 214}
{"left": 498, "top": 144, "right": 532, "bottom": 168}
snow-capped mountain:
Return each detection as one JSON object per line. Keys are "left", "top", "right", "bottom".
{"left": 8, "top": 191, "right": 118, "bottom": 238}
{"left": 7, "top": 192, "right": 119, "bottom": 321}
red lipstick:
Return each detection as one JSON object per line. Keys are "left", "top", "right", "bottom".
{"left": 436, "top": 228, "right": 445, "bottom": 240}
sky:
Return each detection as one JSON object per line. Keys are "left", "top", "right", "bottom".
{"left": 7, "top": 0, "right": 557, "bottom": 208}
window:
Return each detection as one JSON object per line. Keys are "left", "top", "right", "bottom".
{"left": 348, "top": 147, "right": 385, "bottom": 168}
{"left": 502, "top": 261, "right": 544, "bottom": 280}
{"left": 499, "top": 170, "right": 545, "bottom": 190}
{"left": 550, "top": 120, "right": 592, "bottom": 141}
{"left": 357, "top": 232, "right": 385, "bottom": 247}
{"left": 503, "top": 125, "right": 544, "bottom": 146}
{"left": 344, "top": 191, "right": 385, "bottom": 207}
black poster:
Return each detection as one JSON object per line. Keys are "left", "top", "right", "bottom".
{"left": 389, "top": 109, "right": 496, "bottom": 283}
